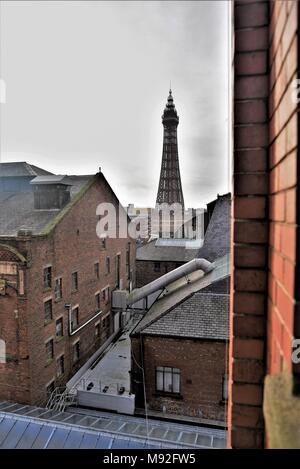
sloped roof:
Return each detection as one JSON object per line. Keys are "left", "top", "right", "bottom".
{"left": 0, "top": 162, "right": 53, "bottom": 177}
{"left": 142, "top": 293, "right": 229, "bottom": 340}
{"left": 0, "top": 402, "right": 226, "bottom": 449}
{"left": 131, "top": 254, "right": 230, "bottom": 337}
{"left": 0, "top": 174, "right": 93, "bottom": 236}
{"left": 196, "top": 194, "right": 231, "bottom": 262}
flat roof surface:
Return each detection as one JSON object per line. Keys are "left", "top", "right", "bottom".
{"left": 73, "top": 316, "right": 140, "bottom": 396}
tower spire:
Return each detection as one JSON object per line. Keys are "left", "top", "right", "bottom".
{"left": 156, "top": 89, "right": 184, "bottom": 208}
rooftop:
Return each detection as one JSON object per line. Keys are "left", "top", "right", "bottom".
{"left": 142, "top": 292, "right": 229, "bottom": 340}
{"left": 132, "top": 254, "right": 230, "bottom": 337}
{"left": 0, "top": 162, "right": 53, "bottom": 177}
{"left": 0, "top": 402, "right": 226, "bottom": 449}
{"left": 0, "top": 175, "right": 93, "bottom": 236}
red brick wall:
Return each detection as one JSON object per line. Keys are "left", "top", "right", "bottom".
{"left": 132, "top": 335, "right": 227, "bottom": 422}
{"left": 268, "top": 0, "right": 298, "bottom": 378}
{"left": 230, "top": 0, "right": 299, "bottom": 449}
{"left": 0, "top": 174, "right": 136, "bottom": 404}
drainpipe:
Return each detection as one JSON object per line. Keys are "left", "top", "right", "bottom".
{"left": 65, "top": 303, "right": 102, "bottom": 336}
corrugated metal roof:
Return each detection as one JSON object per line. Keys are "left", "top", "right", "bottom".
{"left": 0, "top": 402, "right": 227, "bottom": 449}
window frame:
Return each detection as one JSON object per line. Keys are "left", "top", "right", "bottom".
{"left": 155, "top": 366, "right": 181, "bottom": 395}
{"left": 71, "top": 271, "right": 78, "bottom": 292}
{"left": 43, "top": 266, "right": 52, "bottom": 290}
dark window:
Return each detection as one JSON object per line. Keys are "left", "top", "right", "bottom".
{"left": 44, "top": 299, "right": 53, "bottom": 322}
{"left": 71, "top": 307, "right": 79, "bottom": 331}
{"left": 46, "top": 381, "right": 55, "bottom": 397}
{"left": 95, "top": 323, "right": 100, "bottom": 338}
{"left": 101, "top": 237, "right": 106, "bottom": 249}
{"left": 126, "top": 244, "right": 130, "bottom": 279}
{"left": 222, "top": 374, "right": 228, "bottom": 401}
{"left": 156, "top": 367, "right": 181, "bottom": 394}
{"left": 71, "top": 272, "right": 78, "bottom": 291}
{"left": 115, "top": 254, "right": 121, "bottom": 288}
{"left": 57, "top": 355, "right": 65, "bottom": 377}
{"left": 73, "top": 341, "right": 80, "bottom": 363}
{"left": 55, "top": 317, "right": 63, "bottom": 338}
{"left": 154, "top": 262, "right": 161, "bottom": 272}
{"left": 94, "top": 262, "right": 100, "bottom": 279}
{"left": 95, "top": 293, "right": 101, "bottom": 311}
{"left": 102, "top": 315, "right": 110, "bottom": 329}
{"left": 43, "top": 266, "right": 52, "bottom": 289}
{"left": 106, "top": 257, "right": 110, "bottom": 274}
{"left": 45, "top": 339, "right": 54, "bottom": 361}
{"left": 54, "top": 277, "right": 63, "bottom": 300}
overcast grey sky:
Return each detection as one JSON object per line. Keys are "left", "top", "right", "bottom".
{"left": 0, "top": 0, "right": 230, "bottom": 208}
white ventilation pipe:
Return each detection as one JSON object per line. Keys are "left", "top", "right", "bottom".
{"left": 126, "top": 258, "right": 214, "bottom": 306}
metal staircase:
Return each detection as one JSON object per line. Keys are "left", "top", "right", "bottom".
{"left": 46, "top": 386, "right": 77, "bottom": 412}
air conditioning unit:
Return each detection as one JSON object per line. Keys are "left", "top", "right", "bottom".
{"left": 112, "top": 290, "right": 127, "bottom": 310}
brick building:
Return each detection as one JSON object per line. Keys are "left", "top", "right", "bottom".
{"left": 131, "top": 256, "right": 230, "bottom": 424}
{"left": 0, "top": 162, "right": 135, "bottom": 405}
{"left": 229, "top": 0, "right": 300, "bottom": 448}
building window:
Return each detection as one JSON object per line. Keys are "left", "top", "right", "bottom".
{"left": 156, "top": 367, "right": 181, "bottom": 394}
{"left": 54, "top": 277, "right": 63, "bottom": 300}
{"left": 71, "top": 271, "right": 78, "bottom": 292}
{"left": 101, "top": 237, "right": 106, "bottom": 249}
{"left": 102, "top": 314, "right": 110, "bottom": 329}
{"left": 73, "top": 341, "right": 80, "bottom": 363}
{"left": 126, "top": 244, "right": 130, "bottom": 279}
{"left": 71, "top": 307, "right": 79, "bottom": 331}
{"left": 94, "top": 262, "right": 100, "bottom": 279}
{"left": 44, "top": 299, "right": 53, "bottom": 322}
{"left": 106, "top": 257, "right": 110, "bottom": 274}
{"left": 55, "top": 317, "right": 63, "bottom": 338}
{"left": 45, "top": 339, "right": 54, "bottom": 361}
{"left": 43, "top": 266, "right": 52, "bottom": 289}
{"left": 57, "top": 355, "right": 65, "bottom": 377}
{"left": 95, "top": 292, "right": 101, "bottom": 311}
{"left": 115, "top": 254, "right": 121, "bottom": 288}
{"left": 102, "top": 287, "right": 110, "bottom": 304}
{"left": 222, "top": 374, "right": 228, "bottom": 402}
{"left": 154, "top": 262, "right": 161, "bottom": 272}
{"left": 46, "top": 381, "right": 55, "bottom": 397}
{"left": 95, "top": 323, "right": 100, "bottom": 338}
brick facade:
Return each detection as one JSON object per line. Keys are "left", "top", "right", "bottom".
{"left": 136, "top": 260, "right": 182, "bottom": 287}
{"left": 0, "top": 174, "right": 136, "bottom": 405}
{"left": 131, "top": 335, "right": 227, "bottom": 422}
{"left": 230, "top": 0, "right": 299, "bottom": 449}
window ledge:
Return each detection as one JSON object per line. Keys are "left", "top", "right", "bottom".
{"left": 55, "top": 336, "right": 64, "bottom": 343}
{"left": 44, "top": 319, "right": 54, "bottom": 326}
{"left": 153, "top": 392, "right": 183, "bottom": 400}
{"left": 45, "top": 358, "right": 54, "bottom": 367}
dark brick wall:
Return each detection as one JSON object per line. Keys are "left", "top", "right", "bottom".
{"left": 0, "top": 175, "right": 136, "bottom": 404}
{"left": 132, "top": 335, "right": 227, "bottom": 422}
{"left": 136, "top": 260, "right": 182, "bottom": 287}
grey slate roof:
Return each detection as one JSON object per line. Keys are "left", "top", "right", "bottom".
{"left": 143, "top": 292, "right": 229, "bottom": 340}
{"left": 0, "top": 162, "right": 53, "bottom": 177}
{"left": 196, "top": 194, "right": 231, "bottom": 262}
{"left": 0, "top": 175, "right": 92, "bottom": 236}
{"left": 132, "top": 255, "right": 230, "bottom": 337}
